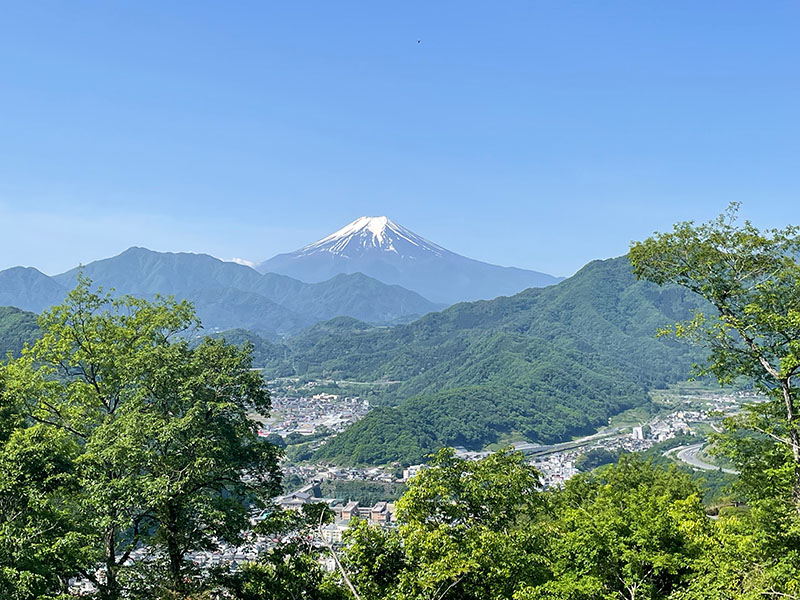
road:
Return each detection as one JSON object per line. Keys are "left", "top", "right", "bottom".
{"left": 672, "top": 443, "right": 738, "bottom": 475}
{"left": 513, "top": 426, "right": 627, "bottom": 456}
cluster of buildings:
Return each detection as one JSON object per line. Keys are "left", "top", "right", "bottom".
{"left": 275, "top": 489, "right": 397, "bottom": 544}
{"left": 648, "top": 410, "right": 701, "bottom": 441}
{"left": 68, "top": 542, "right": 269, "bottom": 595}
{"left": 257, "top": 392, "right": 369, "bottom": 436}
{"left": 285, "top": 462, "right": 399, "bottom": 485}
{"left": 530, "top": 453, "right": 579, "bottom": 487}
{"left": 401, "top": 464, "right": 427, "bottom": 481}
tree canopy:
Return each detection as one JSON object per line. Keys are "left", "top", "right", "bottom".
{"left": 0, "top": 277, "right": 282, "bottom": 599}
{"left": 630, "top": 204, "right": 800, "bottom": 510}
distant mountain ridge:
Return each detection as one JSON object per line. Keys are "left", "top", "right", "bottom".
{"left": 258, "top": 216, "right": 563, "bottom": 304}
{"left": 0, "top": 247, "right": 442, "bottom": 337}
{"left": 0, "top": 267, "right": 68, "bottom": 314}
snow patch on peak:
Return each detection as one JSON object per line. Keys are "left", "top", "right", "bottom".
{"left": 298, "top": 216, "right": 449, "bottom": 259}
{"left": 320, "top": 216, "right": 391, "bottom": 246}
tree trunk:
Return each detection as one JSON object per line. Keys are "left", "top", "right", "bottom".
{"left": 780, "top": 381, "right": 800, "bottom": 512}
{"left": 790, "top": 426, "right": 800, "bottom": 511}
{"left": 101, "top": 525, "right": 120, "bottom": 600}
{"left": 793, "top": 452, "right": 800, "bottom": 512}
{"left": 166, "top": 505, "right": 185, "bottom": 594}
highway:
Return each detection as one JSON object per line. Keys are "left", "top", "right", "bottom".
{"left": 671, "top": 442, "right": 738, "bottom": 475}
{"left": 513, "top": 427, "right": 627, "bottom": 457}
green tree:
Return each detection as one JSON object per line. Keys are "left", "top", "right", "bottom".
{"left": 674, "top": 503, "right": 800, "bottom": 600}
{"left": 215, "top": 504, "right": 347, "bottom": 600}
{"left": 0, "top": 277, "right": 282, "bottom": 598}
{"left": 629, "top": 207, "right": 800, "bottom": 598}
{"left": 574, "top": 447, "right": 625, "bottom": 472}
{"left": 518, "top": 457, "right": 706, "bottom": 600}
{"left": 344, "top": 448, "right": 548, "bottom": 600}
{"left": 630, "top": 205, "right": 800, "bottom": 510}
{"left": 344, "top": 519, "right": 407, "bottom": 600}
{"left": 0, "top": 406, "right": 86, "bottom": 599}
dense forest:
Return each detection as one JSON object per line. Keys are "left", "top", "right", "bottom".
{"left": 269, "top": 256, "right": 708, "bottom": 464}
{"left": 0, "top": 306, "right": 39, "bottom": 358}
{"left": 315, "top": 480, "right": 407, "bottom": 506}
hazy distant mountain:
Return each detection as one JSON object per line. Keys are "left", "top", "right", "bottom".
{"left": 2, "top": 247, "right": 441, "bottom": 337}
{"left": 257, "top": 216, "right": 563, "bottom": 304}
{"left": 0, "top": 267, "right": 67, "bottom": 314}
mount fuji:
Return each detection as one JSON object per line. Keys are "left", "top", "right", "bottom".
{"left": 257, "top": 217, "right": 563, "bottom": 304}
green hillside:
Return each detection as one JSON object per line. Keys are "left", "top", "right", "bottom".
{"left": 0, "top": 306, "right": 39, "bottom": 358}
{"left": 211, "top": 328, "right": 296, "bottom": 376}
{"left": 267, "top": 256, "right": 706, "bottom": 465}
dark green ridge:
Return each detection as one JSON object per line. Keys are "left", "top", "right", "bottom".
{"left": 265, "top": 256, "right": 707, "bottom": 465}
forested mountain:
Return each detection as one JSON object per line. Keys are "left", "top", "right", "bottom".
{"left": 211, "top": 328, "right": 296, "bottom": 376}
{"left": 2, "top": 251, "right": 707, "bottom": 465}
{"left": 0, "top": 247, "right": 442, "bottom": 337}
{"left": 258, "top": 216, "right": 563, "bottom": 303}
{"left": 0, "top": 306, "right": 39, "bottom": 358}
{"left": 264, "top": 256, "right": 707, "bottom": 464}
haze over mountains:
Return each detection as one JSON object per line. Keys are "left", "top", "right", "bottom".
{"left": 0, "top": 216, "right": 562, "bottom": 335}
{"left": 0, "top": 247, "right": 441, "bottom": 337}
{"left": 258, "top": 216, "right": 563, "bottom": 304}
{"left": 0, "top": 267, "right": 67, "bottom": 314}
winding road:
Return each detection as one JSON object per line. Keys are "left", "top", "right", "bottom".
{"left": 670, "top": 442, "right": 739, "bottom": 475}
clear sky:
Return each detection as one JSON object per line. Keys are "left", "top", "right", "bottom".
{"left": 1, "top": 1, "right": 799, "bottom": 277}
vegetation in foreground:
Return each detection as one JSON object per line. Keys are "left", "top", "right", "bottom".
{"left": 0, "top": 206, "right": 799, "bottom": 598}
{"left": 0, "top": 278, "right": 282, "bottom": 599}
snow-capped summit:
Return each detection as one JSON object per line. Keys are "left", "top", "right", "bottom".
{"left": 257, "top": 216, "right": 563, "bottom": 305}
{"left": 298, "top": 216, "right": 447, "bottom": 259}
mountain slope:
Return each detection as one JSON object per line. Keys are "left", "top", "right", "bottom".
{"left": 0, "top": 306, "right": 40, "bottom": 358}
{"left": 0, "top": 267, "right": 67, "bottom": 314}
{"left": 0, "top": 247, "right": 438, "bottom": 336}
{"left": 265, "top": 256, "right": 706, "bottom": 465}
{"left": 258, "top": 216, "right": 562, "bottom": 304}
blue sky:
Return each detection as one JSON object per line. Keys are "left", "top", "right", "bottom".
{"left": 1, "top": 1, "right": 799, "bottom": 277}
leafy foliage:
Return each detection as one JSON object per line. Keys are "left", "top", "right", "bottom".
{"left": 0, "top": 277, "right": 282, "bottom": 599}
{"left": 526, "top": 456, "right": 706, "bottom": 600}
{"left": 344, "top": 449, "right": 549, "bottom": 600}
{"left": 630, "top": 204, "right": 800, "bottom": 509}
